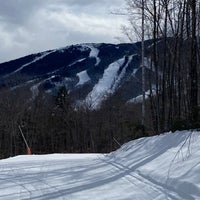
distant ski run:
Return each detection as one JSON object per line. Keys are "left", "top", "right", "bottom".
{"left": 85, "top": 57, "right": 125, "bottom": 109}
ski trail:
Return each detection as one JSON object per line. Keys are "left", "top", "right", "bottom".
{"left": 0, "top": 175, "right": 32, "bottom": 199}
{"left": 103, "top": 155, "right": 195, "bottom": 200}
{"left": 3, "top": 50, "right": 56, "bottom": 78}
{"left": 99, "top": 156, "right": 186, "bottom": 200}
{"left": 0, "top": 162, "right": 65, "bottom": 200}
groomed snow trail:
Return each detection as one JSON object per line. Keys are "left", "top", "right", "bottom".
{"left": 0, "top": 130, "right": 200, "bottom": 200}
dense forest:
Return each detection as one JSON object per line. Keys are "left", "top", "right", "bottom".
{"left": 0, "top": 0, "right": 199, "bottom": 158}
{"left": 124, "top": 0, "right": 200, "bottom": 131}
{"left": 0, "top": 87, "right": 151, "bottom": 158}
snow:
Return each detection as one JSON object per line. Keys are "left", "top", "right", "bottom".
{"left": 127, "top": 89, "right": 156, "bottom": 104}
{"left": 4, "top": 50, "right": 56, "bottom": 78}
{"left": 76, "top": 70, "right": 90, "bottom": 86}
{"left": 130, "top": 54, "right": 140, "bottom": 75}
{"left": 68, "top": 58, "right": 86, "bottom": 67}
{"left": 133, "top": 68, "right": 139, "bottom": 75}
{"left": 30, "top": 82, "right": 40, "bottom": 99}
{"left": 1, "top": 130, "right": 200, "bottom": 200}
{"left": 82, "top": 44, "right": 101, "bottom": 66}
{"left": 111, "top": 56, "right": 131, "bottom": 92}
{"left": 144, "top": 56, "right": 151, "bottom": 69}
{"left": 11, "top": 79, "right": 37, "bottom": 91}
{"left": 85, "top": 57, "right": 125, "bottom": 109}
{"left": 30, "top": 76, "right": 56, "bottom": 99}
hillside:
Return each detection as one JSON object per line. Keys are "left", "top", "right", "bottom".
{"left": 0, "top": 41, "right": 155, "bottom": 108}
{"left": 0, "top": 130, "right": 200, "bottom": 199}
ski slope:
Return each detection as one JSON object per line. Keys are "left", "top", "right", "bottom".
{"left": 76, "top": 70, "right": 90, "bottom": 86}
{"left": 85, "top": 57, "right": 125, "bottom": 109}
{"left": 0, "top": 130, "right": 200, "bottom": 200}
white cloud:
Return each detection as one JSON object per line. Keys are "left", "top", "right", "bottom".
{"left": 0, "top": 0, "right": 127, "bottom": 63}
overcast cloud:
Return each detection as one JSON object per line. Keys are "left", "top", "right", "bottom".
{"left": 0, "top": 0, "right": 127, "bottom": 63}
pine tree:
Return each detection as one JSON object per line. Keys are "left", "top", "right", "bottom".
{"left": 56, "top": 86, "right": 70, "bottom": 111}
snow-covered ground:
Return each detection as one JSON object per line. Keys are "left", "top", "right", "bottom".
{"left": 76, "top": 70, "right": 90, "bottom": 86}
{"left": 85, "top": 57, "right": 126, "bottom": 109}
{"left": 0, "top": 130, "right": 200, "bottom": 200}
{"left": 82, "top": 44, "right": 101, "bottom": 66}
{"left": 127, "top": 89, "right": 156, "bottom": 104}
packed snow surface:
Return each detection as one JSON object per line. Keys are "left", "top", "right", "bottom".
{"left": 85, "top": 57, "right": 125, "bottom": 109}
{"left": 76, "top": 70, "right": 90, "bottom": 86}
{"left": 0, "top": 130, "right": 200, "bottom": 200}
{"left": 127, "top": 89, "right": 156, "bottom": 104}
{"left": 82, "top": 44, "right": 101, "bottom": 66}
{"left": 68, "top": 58, "right": 86, "bottom": 67}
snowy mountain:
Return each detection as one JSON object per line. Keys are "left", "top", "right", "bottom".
{"left": 0, "top": 41, "right": 154, "bottom": 108}
{"left": 0, "top": 130, "right": 199, "bottom": 199}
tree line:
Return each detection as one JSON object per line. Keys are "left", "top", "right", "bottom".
{"left": 0, "top": 86, "right": 150, "bottom": 159}
{"left": 125, "top": 0, "right": 200, "bottom": 133}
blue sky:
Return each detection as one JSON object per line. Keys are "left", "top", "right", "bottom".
{"left": 0, "top": 0, "right": 127, "bottom": 62}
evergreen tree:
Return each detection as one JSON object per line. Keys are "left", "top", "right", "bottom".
{"left": 56, "top": 86, "right": 70, "bottom": 111}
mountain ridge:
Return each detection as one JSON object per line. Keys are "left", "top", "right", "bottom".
{"left": 0, "top": 41, "right": 154, "bottom": 108}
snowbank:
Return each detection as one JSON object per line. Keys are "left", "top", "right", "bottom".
{"left": 0, "top": 130, "right": 200, "bottom": 199}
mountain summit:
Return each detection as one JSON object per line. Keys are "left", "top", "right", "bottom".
{"left": 0, "top": 41, "right": 154, "bottom": 108}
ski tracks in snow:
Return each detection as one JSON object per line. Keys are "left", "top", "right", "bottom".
{"left": 100, "top": 156, "right": 193, "bottom": 200}
{"left": 0, "top": 132, "right": 199, "bottom": 200}
{"left": 0, "top": 155, "right": 191, "bottom": 200}
{"left": 0, "top": 162, "right": 65, "bottom": 200}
